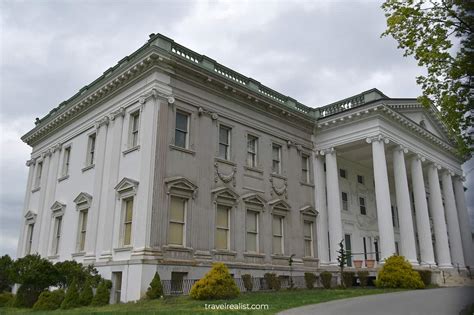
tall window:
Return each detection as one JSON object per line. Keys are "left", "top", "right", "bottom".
{"left": 247, "top": 135, "right": 258, "bottom": 168}
{"left": 25, "top": 223, "right": 34, "bottom": 254}
{"left": 52, "top": 216, "right": 62, "bottom": 255}
{"left": 339, "top": 168, "right": 347, "bottom": 178}
{"left": 246, "top": 211, "right": 259, "bottom": 252}
{"left": 359, "top": 197, "right": 366, "bottom": 215}
{"left": 175, "top": 111, "right": 189, "bottom": 148}
{"left": 357, "top": 175, "right": 364, "bottom": 184}
{"left": 34, "top": 162, "right": 43, "bottom": 188}
{"left": 342, "top": 192, "right": 348, "bottom": 211}
{"left": 62, "top": 147, "right": 71, "bottom": 176}
{"left": 345, "top": 234, "right": 352, "bottom": 267}
{"left": 215, "top": 205, "right": 230, "bottom": 250}
{"left": 87, "top": 133, "right": 96, "bottom": 166}
{"left": 303, "top": 221, "right": 313, "bottom": 257}
{"left": 112, "top": 272, "right": 122, "bottom": 304}
{"left": 301, "top": 154, "right": 309, "bottom": 183}
{"left": 123, "top": 198, "right": 134, "bottom": 246}
{"left": 218, "top": 125, "right": 231, "bottom": 160}
{"left": 168, "top": 196, "right": 186, "bottom": 246}
{"left": 129, "top": 111, "right": 140, "bottom": 147}
{"left": 272, "top": 215, "right": 284, "bottom": 254}
{"left": 272, "top": 144, "right": 282, "bottom": 174}
{"left": 78, "top": 210, "right": 88, "bottom": 251}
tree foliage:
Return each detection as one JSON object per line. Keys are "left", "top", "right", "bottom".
{"left": 33, "top": 289, "right": 65, "bottom": 311}
{"left": 78, "top": 278, "right": 94, "bottom": 306}
{"left": 55, "top": 260, "right": 101, "bottom": 289}
{"left": 91, "top": 279, "right": 112, "bottom": 306}
{"left": 382, "top": 0, "right": 473, "bottom": 155}
{"left": 61, "top": 279, "right": 80, "bottom": 309}
{"left": 145, "top": 272, "right": 163, "bottom": 300}
{"left": 0, "top": 255, "right": 14, "bottom": 292}
{"left": 375, "top": 255, "right": 425, "bottom": 289}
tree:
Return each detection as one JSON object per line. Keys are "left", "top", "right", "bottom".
{"left": 146, "top": 272, "right": 163, "bottom": 299}
{"left": 382, "top": 0, "right": 473, "bottom": 156}
{"left": 91, "top": 280, "right": 112, "bottom": 306}
{"left": 55, "top": 260, "right": 101, "bottom": 289}
{"left": 61, "top": 279, "right": 80, "bottom": 309}
{"left": 0, "top": 255, "right": 14, "bottom": 292}
{"left": 78, "top": 278, "right": 93, "bottom": 306}
{"left": 336, "top": 240, "right": 347, "bottom": 288}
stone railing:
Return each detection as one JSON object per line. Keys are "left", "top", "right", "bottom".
{"left": 171, "top": 43, "right": 201, "bottom": 64}
{"left": 214, "top": 64, "right": 248, "bottom": 86}
{"left": 317, "top": 94, "right": 366, "bottom": 118}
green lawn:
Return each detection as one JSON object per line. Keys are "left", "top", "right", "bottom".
{"left": 1, "top": 288, "right": 406, "bottom": 315}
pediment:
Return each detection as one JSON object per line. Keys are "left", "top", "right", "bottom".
{"left": 211, "top": 186, "right": 239, "bottom": 203}
{"left": 242, "top": 193, "right": 266, "bottom": 207}
{"left": 115, "top": 177, "right": 139, "bottom": 194}
{"left": 51, "top": 201, "right": 66, "bottom": 213}
{"left": 268, "top": 199, "right": 291, "bottom": 212}
{"left": 300, "top": 205, "right": 318, "bottom": 217}
{"left": 165, "top": 176, "right": 198, "bottom": 195}
{"left": 73, "top": 192, "right": 92, "bottom": 206}
{"left": 24, "top": 210, "right": 37, "bottom": 221}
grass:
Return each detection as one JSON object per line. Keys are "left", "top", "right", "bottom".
{"left": 0, "top": 288, "right": 406, "bottom": 314}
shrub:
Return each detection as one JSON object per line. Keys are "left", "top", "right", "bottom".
{"left": 91, "top": 280, "right": 112, "bottom": 306}
{"left": 375, "top": 255, "right": 424, "bottom": 289}
{"left": 61, "top": 279, "right": 80, "bottom": 309}
{"left": 342, "top": 271, "right": 355, "bottom": 288}
{"left": 55, "top": 261, "right": 101, "bottom": 289}
{"left": 417, "top": 270, "right": 432, "bottom": 286}
{"left": 0, "top": 292, "right": 14, "bottom": 307}
{"left": 241, "top": 274, "right": 253, "bottom": 292}
{"left": 263, "top": 273, "right": 281, "bottom": 291}
{"left": 190, "top": 263, "right": 239, "bottom": 300}
{"left": 0, "top": 255, "right": 14, "bottom": 292}
{"left": 304, "top": 272, "right": 318, "bottom": 289}
{"left": 13, "top": 285, "right": 40, "bottom": 308}
{"left": 79, "top": 278, "right": 93, "bottom": 306}
{"left": 357, "top": 271, "right": 369, "bottom": 287}
{"left": 146, "top": 272, "right": 163, "bottom": 299}
{"left": 33, "top": 289, "right": 65, "bottom": 311}
{"left": 320, "top": 271, "right": 332, "bottom": 289}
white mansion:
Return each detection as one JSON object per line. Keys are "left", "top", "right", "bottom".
{"left": 18, "top": 34, "right": 473, "bottom": 301}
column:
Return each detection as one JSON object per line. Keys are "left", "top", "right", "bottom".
{"left": 410, "top": 156, "right": 435, "bottom": 265}
{"left": 32, "top": 151, "right": 51, "bottom": 254}
{"left": 17, "top": 159, "right": 37, "bottom": 258}
{"left": 392, "top": 146, "right": 418, "bottom": 264}
{"left": 453, "top": 176, "right": 474, "bottom": 268}
{"left": 323, "top": 148, "right": 343, "bottom": 265}
{"left": 367, "top": 136, "right": 395, "bottom": 261}
{"left": 427, "top": 164, "right": 452, "bottom": 268}
{"left": 441, "top": 171, "right": 465, "bottom": 268}
{"left": 313, "top": 152, "right": 329, "bottom": 265}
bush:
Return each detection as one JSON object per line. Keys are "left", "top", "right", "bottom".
{"left": 320, "top": 271, "right": 332, "bottom": 289}
{"left": 190, "top": 263, "right": 239, "bottom": 300}
{"left": 55, "top": 261, "right": 101, "bottom": 289}
{"left": 0, "top": 255, "right": 14, "bottom": 292}
{"left": 342, "top": 271, "right": 354, "bottom": 288}
{"left": 13, "top": 285, "right": 40, "bottom": 308}
{"left": 304, "top": 273, "right": 318, "bottom": 289}
{"left": 375, "top": 255, "right": 424, "bottom": 289}
{"left": 0, "top": 292, "right": 14, "bottom": 307}
{"left": 417, "top": 270, "right": 432, "bottom": 286}
{"left": 33, "top": 289, "right": 65, "bottom": 311}
{"left": 79, "top": 278, "right": 93, "bottom": 306}
{"left": 263, "top": 273, "right": 281, "bottom": 291}
{"left": 241, "top": 274, "right": 253, "bottom": 292}
{"left": 61, "top": 279, "right": 80, "bottom": 309}
{"left": 146, "top": 272, "right": 163, "bottom": 299}
{"left": 91, "top": 280, "right": 112, "bottom": 306}
{"left": 357, "top": 271, "right": 369, "bottom": 287}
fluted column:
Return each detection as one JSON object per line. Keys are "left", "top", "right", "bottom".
{"left": 441, "top": 171, "right": 465, "bottom": 267}
{"left": 322, "top": 148, "right": 342, "bottom": 265}
{"left": 410, "top": 156, "right": 435, "bottom": 265}
{"left": 427, "top": 164, "right": 452, "bottom": 268}
{"left": 453, "top": 176, "right": 474, "bottom": 267}
{"left": 313, "top": 152, "right": 329, "bottom": 265}
{"left": 367, "top": 136, "right": 395, "bottom": 261}
{"left": 392, "top": 146, "right": 418, "bottom": 264}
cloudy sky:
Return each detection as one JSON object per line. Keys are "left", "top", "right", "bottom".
{"left": 0, "top": 0, "right": 472, "bottom": 258}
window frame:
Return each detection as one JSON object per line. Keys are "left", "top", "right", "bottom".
{"left": 86, "top": 133, "right": 97, "bottom": 166}
{"left": 218, "top": 124, "right": 231, "bottom": 160}
{"left": 341, "top": 192, "right": 349, "bottom": 211}
{"left": 272, "top": 215, "right": 284, "bottom": 255}
{"left": 61, "top": 146, "right": 71, "bottom": 177}
{"left": 245, "top": 210, "right": 259, "bottom": 253}
{"left": 303, "top": 220, "right": 314, "bottom": 257}
{"left": 357, "top": 174, "right": 364, "bottom": 185}
{"left": 25, "top": 222, "right": 35, "bottom": 255}
{"left": 215, "top": 204, "right": 231, "bottom": 250}
{"left": 174, "top": 110, "right": 190, "bottom": 149}
{"left": 34, "top": 161, "right": 43, "bottom": 189}
{"left": 359, "top": 196, "right": 367, "bottom": 215}
{"left": 129, "top": 110, "right": 141, "bottom": 148}
{"left": 122, "top": 197, "right": 134, "bottom": 247}
{"left": 168, "top": 196, "right": 187, "bottom": 246}
{"left": 52, "top": 216, "right": 63, "bottom": 255}
{"left": 339, "top": 168, "right": 347, "bottom": 178}
{"left": 246, "top": 134, "right": 258, "bottom": 168}
{"left": 272, "top": 143, "right": 282, "bottom": 174}
{"left": 301, "top": 154, "right": 310, "bottom": 183}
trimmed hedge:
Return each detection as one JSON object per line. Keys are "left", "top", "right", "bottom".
{"left": 357, "top": 270, "right": 369, "bottom": 287}
{"left": 342, "top": 271, "right": 355, "bottom": 288}
{"left": 91, "top": 280, "right": 112, "bottom": 306}
{"left": 33, "top": 289, "right": 65, "bottom": 311}
{"left": 242, "top": 274, "right": 253, "bottom": 292}
{"left": 264, "top": 273, "right": 281, "bottom": 291}
{"left": 320, "top": 271, "right": 332, "bottom": 289}
{"left": 375, "top": 255, "right": 424, "bottom": 289}
{"left": 61, "top": 279, "right": 80, "bottom": 309}
{"left": 0, "top": 292, "right": 14, "bottom": 307}
{"left": 79, "top": 279, "right": 93, "bottom": 306}
{"left": 190, "top": 263, "right": 239, "bottom": 300}
{"left": 304, "top": 272, "right": 318, "bottom": 289}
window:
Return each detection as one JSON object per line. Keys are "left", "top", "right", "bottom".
{"left": 112, "top": 272, "right": 122, "bottom": 304}
{"left": 123, "top": 198, "right": 134, "bottom": 246}
{"left": 357, "top": 175, "right": 364, "bottom": 184}
{"left": 301, "top": 155, "right": 310, "bottom": 183}
{"left": 345, "top": 234, "right": 352, "bottom": 267}
{"left": 25, "top": 223, "right": 34, "bottom": 254}
{"left": 218, "top": 125, "right": 231, "bottom": 160}
{"left": 78, "top": 210, "right": 88, "bottom": 251}
{"left": 175, "top": 111, "right": 189, "bottom": 148}
{"left": 303, "top": 221, "right": 313, "bottom": 257}
{"left": 247, "top": 135, "right": 258, "bottom": 168}
{"left": 171, "top": 272, "right": 187, "bottom": 294}
{"left": 359, "top": 197, "right": 366, "bottom": 215}
{"left": 52, "top": 216, "right": 62, "bottom": 255}
{"left": 129, "top": 111, "right": 140, "bottom": 147}
{"left": 272, "top": 144, "right": 282, "bottom": 174}
{"left": 215, "top": 205, "right": 230, "bottom": 250}
{"left": 246, "top": 211, "right": 259, "bottom": 252}
{"left": 169, "top": 196, "right": 186, "bottom": 246}
{"left": 34, "top": 162, "right": 43, "bottom": 188}
{"left": 363, "top": 237, "right": 368, "bottom": 260}
{"left": 339, "top": 168, "right": 347, "bottom": 178}
{"left": 87, "top": 133, "right": 96, "bottom": 166}
{"left": 342, "top": 192, "right": 348, "bottom": 211}
{"left": 62, "top": 147, "right": 71, "bottom": 176}
{"left": 395, "top": 241, "right": 400, "bottom": 255}
{"left": 272, "top": 215, "right": 284, "bottom": 254}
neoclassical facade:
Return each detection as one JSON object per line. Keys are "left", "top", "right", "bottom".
{"left": 18, "top": 34, "right": 473, "bottom": 301}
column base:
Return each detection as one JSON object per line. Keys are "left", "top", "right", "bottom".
{"left": 420, "top": 261, "right": 436, "bottom": 267}
{"left": 407, "top": 259, "right": 419, "bottom": 266}
{"left": 438, "top": 263, "right": 453, "bottom": 269}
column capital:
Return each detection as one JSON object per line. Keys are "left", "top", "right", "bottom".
{"left": 393, "top": 144, "right": 409, "bottom": 154}
{"left": 428, "top": 162, "right": 442, "bottom": 170}
{"left": 109, "top": 106, "right": 125, "bottom": 121}
{"left": 94, "top": 116, "right": 110, "bottom": 130}
{"left": 140, "top": 88, "right": 175, "bottom": 105}
{"left": 319, "top": 147, "right": 335, "bottom": 156}
{"left": 366, "top": 134, "right": 389, "bottom": 144}
{"left": 41, "top": 149, "right": 52, "bottom": 159}
{"left": 26, "top": 158, "right": 36, "bottom": 167}
{"left": 51, "top": 142, "right": 62, "bottom": 153}
{"left": 441, "top": 169, "right": 456, "bottom": 177}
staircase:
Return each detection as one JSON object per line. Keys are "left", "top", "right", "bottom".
{"left": 438, "top": 269, "right": 474, "bottom": 287}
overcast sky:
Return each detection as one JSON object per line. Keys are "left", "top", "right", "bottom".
{"left": 0, "top": 0, "right": 472, "bottom": 258}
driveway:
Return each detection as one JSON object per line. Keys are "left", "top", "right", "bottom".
{"left": 278, "top": 287, "right": 474, "bottom": 315}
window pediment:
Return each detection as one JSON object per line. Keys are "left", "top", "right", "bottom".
{"left": 73, "top": 192, "right": 92, "bottom": 209}
{"left": 51, "top": 201, "right": 66, "bottom": 216}
{"left": 165, "top": 176, "right": 198, "bottom": 198}
{"left": 242, "top": 193, "right": 266, "bottom": 211}
{"left": 212, "top": 186, "right": 239, "bottom": 205}
{"left": 24, "top": 210, "right": 37, "bottom": 222}
{"left": 115, "top": 177, "right": 139, "bottom": 195}
{"left": 300, "top": 205, "right": 318, "bottom": 217}
{"left": 268, "top": 198, "right": 291, "bottom": 214}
